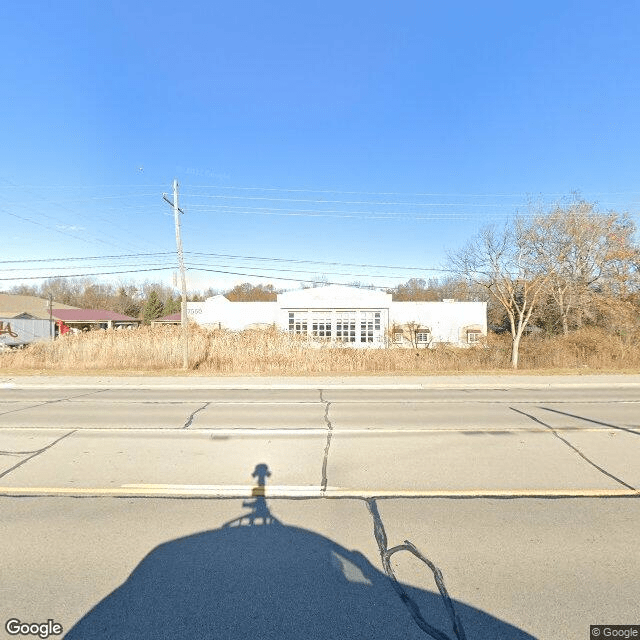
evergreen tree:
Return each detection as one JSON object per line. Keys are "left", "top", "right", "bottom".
{"left": 142, "top": 290, "right": 164, "bottom": 324}
{"left": 162, "top": 296, "right": 181, "bottom": 316}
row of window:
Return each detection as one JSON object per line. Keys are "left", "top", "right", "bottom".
{"left": 289, "top": 310, "right": 382, "bottom": 343}
{"left": 393, "top": 331, "right": 430, "bottom": 344}
{"left": 289, "top": 311, "right": 482, "bottom": 345}
{"left": 393, "top": 330, "right": 481, "bottom": 344}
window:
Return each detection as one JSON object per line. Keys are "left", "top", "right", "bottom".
{"left": 393, "top": 332, "right": 404, "bottom": 344}
{"left": 467, "top": 330, "right": 481, "bottom": 344}
{"left": 416, "top": 331, "right": 430, "bottom": 344}
{"left": 336, "top": 311, "right": 356, "bottom": 342}
{"left": 288, "top": 312, "right": 307, "bottom": 335}
{"left": 312, "top": 311, "right": 332, "bottom": 340}
{"left": 360, "top": 311, "right": 379, "bottom": 342}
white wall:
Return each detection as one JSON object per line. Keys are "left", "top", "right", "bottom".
{"left": 187, "top": 296, "right": 278, "bottom": 330}
{"left": 390, "top": 301, "right": 487, "bottom": 344}
{"left": 185, "top": 287, "right": 487, "bottom": 347}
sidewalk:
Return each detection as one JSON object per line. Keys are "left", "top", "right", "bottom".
{"left": 2, "top": 373, "right": 640, "bottom": 389}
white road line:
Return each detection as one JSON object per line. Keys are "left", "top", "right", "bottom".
{"left": 0, "top": 425, "right": 637, "bottom": 439}
{"left": 0, "top": 426, "right": 629, "bottom": 435}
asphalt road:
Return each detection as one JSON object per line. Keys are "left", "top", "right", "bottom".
{"left": 0, "top": 375, "right": 638, "bottom": 639}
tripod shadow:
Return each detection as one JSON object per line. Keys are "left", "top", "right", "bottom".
{"left": 65, "top": 463, "right": 537, "bottom": 640}
{"left": 229, "top": 462, "right": 276, "bottom": 526}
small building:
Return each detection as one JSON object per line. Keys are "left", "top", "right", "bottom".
{"left": 0, "top": 293, "right": 79, "bottom": 346}
{"left": 52, "top": 309, "right": 140, "bottom": 331}
{"left": 185, "top": 285, "right": 487, "bottom": 348}
{"left": 0, "top": 313, "right": 54, "bottom": 347}
{"left": 152, "top": 312, "right": 181, "bottom": 326}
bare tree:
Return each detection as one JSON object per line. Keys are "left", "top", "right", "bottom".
{"left": 527, "top": 200, "right": 638, "bottom": 335}
{"left": 224, "top": 283, "right": 279, "bottom": 301}
{"left": 448, "top": 219, "right": 548, "bottom": 368}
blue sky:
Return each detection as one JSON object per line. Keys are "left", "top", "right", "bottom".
{"left": 2, "top": 1, "right": 639, "bottom": 293}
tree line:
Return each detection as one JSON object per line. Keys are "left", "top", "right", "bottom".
{"left": 5, "top": 198, "right": 639, "bottom": 368}
{"left": 448, "top": 199, "right": 640, "bottom": 367}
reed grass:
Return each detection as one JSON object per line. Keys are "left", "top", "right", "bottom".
{"left": 1, "top": 325, "right": 639, "bottom": 374}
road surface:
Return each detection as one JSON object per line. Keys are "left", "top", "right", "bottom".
{"left": 0, "top": 375, "right": 638, "bottom": 639}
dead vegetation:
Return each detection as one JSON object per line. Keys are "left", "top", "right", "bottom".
{"left": 1, "top": 324, "right": 639, "bottom": 374}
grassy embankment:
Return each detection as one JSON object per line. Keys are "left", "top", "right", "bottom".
{"left": 1, "top": 324, "right": 639, "bottom": 375}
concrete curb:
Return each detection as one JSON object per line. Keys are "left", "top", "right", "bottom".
{"left": 2, "top": 374, "right": 640, "bottom": 390}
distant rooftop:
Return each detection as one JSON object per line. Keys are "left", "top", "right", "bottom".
{"left": 52, "top": 309, "right": 139, "bottom": 322}
{"left": 155, "top": 312, "right": 181, "bottom": 322}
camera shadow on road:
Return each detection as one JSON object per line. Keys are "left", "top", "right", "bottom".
{"left": 64, "top": 464, "right": 537, "bottom": 640}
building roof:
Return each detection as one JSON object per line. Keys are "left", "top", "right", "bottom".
{"left": 155, "top": 312, "right": 181, "bottom": 322}
{"left": 0, "top": 293, "right": 79, "bottom": 319}
{"left": 277, "top": 284, "right": 392, "bottom": 307}
{"left": 52, "top": 309, "right": 139, "bottom": 322}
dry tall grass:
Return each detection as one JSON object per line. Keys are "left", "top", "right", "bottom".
{"left": 1, "top": 325, "right": 639, "bottom": 374}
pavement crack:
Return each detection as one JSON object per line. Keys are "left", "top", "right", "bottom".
{"left": 366, "top": 498, "right": 467, "bottom": 640}
{"left": 183, "top": 402, "right": 210, "bottom": 429}
{"left": 539, "top": 406, "right": 640, "bottom": 437}
{"left": 0, "top": 430, "right": 76, "bottom": 480}
{"left": 0, "top": 448, "right": 46, "bottom": 456}
{"left": 0, "top": 389, "right": 108, "bottom": 417}
{"left": 320, "top": 390, "right": 333, "bottom": 494}
{"left": 510, "top": 407, "right": 637, "bottom": 491}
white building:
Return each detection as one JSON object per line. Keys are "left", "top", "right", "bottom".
{"left": 186, "top": 284, "right": 486, "bottom": 348}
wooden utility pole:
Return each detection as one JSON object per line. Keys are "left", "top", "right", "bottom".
{"left": 164, "top": 180, "right": 189, "bottom": 369}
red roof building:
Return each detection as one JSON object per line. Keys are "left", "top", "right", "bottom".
{"left": 152, "top": 312, "right": 181, "bottom": 325}
{"left": 52, "top": 309, "right": 140, "bottom": 330}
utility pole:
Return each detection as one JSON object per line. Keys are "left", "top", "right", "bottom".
{"left": 163, "top": 180, "right": 189, "bottom": 369}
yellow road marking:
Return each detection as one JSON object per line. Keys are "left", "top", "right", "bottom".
{"left": 0, "top": 486, "right": 637, "bottom": 498}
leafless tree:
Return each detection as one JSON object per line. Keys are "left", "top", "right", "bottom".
{"left": 527, "top": 200, "right": 638, "bottom": 335}
{"left": 448, "top": 219, "right": 549, "bottom": 369}
{"left": 224, "top": 282, "right": 280, "bottom": 301}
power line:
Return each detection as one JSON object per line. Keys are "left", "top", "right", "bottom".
{"left": 0, "top": 250, "right": 445, "bottom": 273}
{"left": 1, "top": 177, "right": 164, "bottom": 254}
{"left": 0, "top": 182, "right": 166, "bottom": 189}
{"left": 186, "top": 202, "right": 515, "bottom": 213}
{"left": 182, "top": 193, "right": 523, "bottom": 207}
{"left": 187, "top": 251, "right": 444, "bottom": 272}
{"left": 187, "top": 267, "right": 395, "bottom": 290}
{"left": 184, "top": 261, "right": 437, "bottom": 281}
{"left": 185, "top": 206, "right": 517, "bottom": 221}
{"left": 183, "top": 183, "right": 640, "bottom": 198}
{"left": 0, "top": 261, "right": 177, "bottom": 273}
{"left": 0, "top": 267, "right": 174, "bottom": 281}
{"left": 0, "top": 252, "right": 175, "bottom": 265}
{"left": 3, "top": 177, "right": 640, "bottom": 199}
{"left": 1, "top": 209, "right": 120, "bottom": 249}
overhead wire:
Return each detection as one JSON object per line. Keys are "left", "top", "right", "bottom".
{"left": 0, "top": 267, "right": 174, "bottom": 281}
{"left": 3, "top": 182, "right": 638, "bottom": 288}
{"left": 0, "top": 252, "right": 175, "bottom": 265}
{"left": 1, "top": 177, "right": 168, "bottom": 254}
{"left": 182, "top": 183, "right": 640, "bottom": 198}
{"left": 184, "top": 261, "right": 435, "bottom": 281}
{"left": 183, "top": 267, "right": 394, "bottom": 290}
{"left": 186, "top": 251, "right": 443, "bottom": 271}
{"left": 0, "top": 261, "right": 177, "bottom": 274}
{"left": 181, "top": 193, "right": 520, "bottom": 207}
